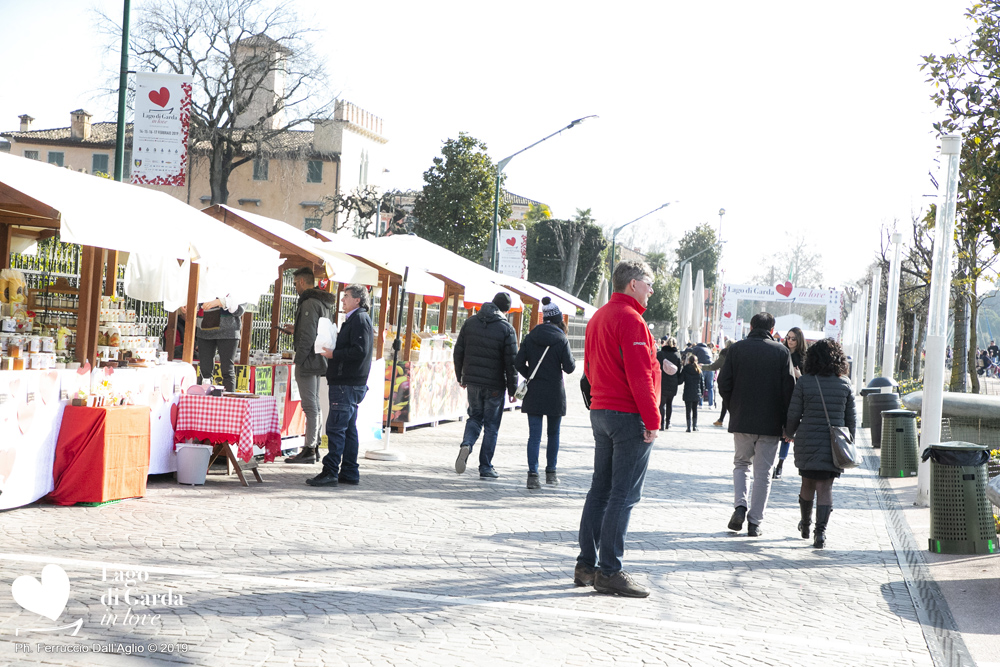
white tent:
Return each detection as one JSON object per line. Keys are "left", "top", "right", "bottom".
{"left": 309, "top": 230, "right": 444, "bottom": 297}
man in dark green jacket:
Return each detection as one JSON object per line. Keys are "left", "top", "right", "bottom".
{"left": 285, "top": 267, "right": 337, "bottom": 465}
{"left": 307, "top": 284, "right": 374, "bottom": 488}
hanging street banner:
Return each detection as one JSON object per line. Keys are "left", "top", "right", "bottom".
{"left": 498, "top": 229, "right": 528, "bottom": 279}
{"left": 131, "top": 72, "right": 193, "bottom": 187}
{"left": 719, "top": 282, "right": 844, "bottom": 342}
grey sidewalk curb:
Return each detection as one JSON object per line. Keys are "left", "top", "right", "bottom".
{"left": 861, "top": 429, "right": 977, "bottom": 667}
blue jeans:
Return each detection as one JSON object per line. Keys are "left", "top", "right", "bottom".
{"left": 577, "top": 409, "right": 654, "bottom": 576}
{"left": 526, "top": 414, "right": 561, "bottom": 474}
{"left": 700, "top": 370, "right": 714, "bottom": 407}
{"left": 461, "top": 384, "right": 505, "bottom": 472}
{"left": 322, "top": 384, "right": 368, "bottom": 482}
{"left": 779, "top": 439, "right": 791, "bottom": 460}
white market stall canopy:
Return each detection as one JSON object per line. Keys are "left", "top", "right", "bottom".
{"left": 534, "top": 282, "right": 597, "bottom": 318}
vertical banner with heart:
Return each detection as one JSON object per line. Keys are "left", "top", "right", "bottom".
{"left": 131, "top": 72, "right": 193, "bottom": 187}
{"left": 497, "top": 230, "right": 528, "bottom": 279}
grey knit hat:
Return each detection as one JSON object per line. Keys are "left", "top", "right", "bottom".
{"left": 541, "top": 296, "right": 562, "bottom": 320}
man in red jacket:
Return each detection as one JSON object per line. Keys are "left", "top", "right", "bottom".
{"left": 575, "top": 260, "right": 660, "bottom": 598}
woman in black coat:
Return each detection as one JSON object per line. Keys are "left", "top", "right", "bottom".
{"left": 680, "top": 353, "right": 705, "bottom": 432}
{"left": 656, "top": 337, "right": 682, "bottom": 430}
{"left": 514, "top": 298, "right": 576, "bottom": 489}
{"left": 785, "top": 338, "right": 856, "bottom": 549}
{"left": 775, "top": 327, "right": 808, "bottom": 479}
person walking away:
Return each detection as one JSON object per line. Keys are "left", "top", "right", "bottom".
{"left": 656, "top": 337, "right": 682, "bottom": 430}
{"left": 306, "top": 284, "right": 373, "bottom": 488}
{"left": 775, "top": 327, "right": 808, "bottom": 479}
{"left": 785, "top": 338, "right": 855, "bottom": 548}
{"left": 284, "top": 267, "right": 337, "bottom": 465}
{"left": 196, "top": 295, "right": 246, "bottom": 392}
{"left": 693, "top": 342, "right": 713, "bottom": 407}
{"left": 575, "top": 260, "right": 660, "bottom": 598}
{"left": 681, "top": 354, "right": 705, "bottom": 432}
{"left": 514, "top": 297, "right": 576, "bottom": 489}
{"left": 706, "top": 340, "right": 732, "bottom": 427}
{"left": 717, "top": 312, "right": 796, "bottom": 537}
{"left": 453, "top": 292, "right": 519, "bottom": 479}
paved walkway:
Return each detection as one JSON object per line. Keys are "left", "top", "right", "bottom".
{"left": 0, "top": 370, "right": 986, "bottom": 666}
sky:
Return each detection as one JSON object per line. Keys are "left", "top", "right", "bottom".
{"left": 0, "top": 0, "right": 978, "bottom": 290}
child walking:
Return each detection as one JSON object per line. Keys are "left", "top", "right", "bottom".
{"left": 681, "top": 353, "right": 705, "bottom": 432}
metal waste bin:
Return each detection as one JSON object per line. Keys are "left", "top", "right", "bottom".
{"left": 862, "top": 377, "right": 898, "bottom": 429}
{"left": 869, "top": 392, "right": 902, "bottom": 449}
{"left": 923, "top": 442, "right": 998, "bottom": 554}
{"left": 879, "top": 410, "right": 918, "bottom": 477}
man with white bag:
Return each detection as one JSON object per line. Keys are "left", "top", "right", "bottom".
{"left": 284, "top": 267, "right": 337, "bottom": 464}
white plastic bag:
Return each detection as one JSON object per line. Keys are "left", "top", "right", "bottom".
{"left": 314, "top": 316, "right": 338, "bottom": 354}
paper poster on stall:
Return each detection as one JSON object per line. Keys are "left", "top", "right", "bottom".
{"left": 254, "top": 366, "right": 273, "bottom": 396}
{"left": 273, "top": 365, "right": 289, "bottom": 425}
{"left": 235, "top": 365, "right": 251, "bottom": 393}
{"left": 131, "top": 72, "right": 193, "bottom": 187}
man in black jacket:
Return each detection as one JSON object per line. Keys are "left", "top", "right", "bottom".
{"left": 453, "top": 292, "right": 518, "bottom": 479}
{"left": 717, "top": 312, "right": 796, "bottom": 536}
{"left": 307, "top": 284, "right": 374, "bottom": 488}
{"left": 285, "top": 267, "right": 337, "bottom": 465}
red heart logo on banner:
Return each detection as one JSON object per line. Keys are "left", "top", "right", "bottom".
{"left": 723, "top": 312, "right": 732, "bottom": 319}
{"left": 829, "top": 319, "right": 837, "bottom": 326}
{"left": 505, "top": 237, "right": 516, "bottom": 246}
{"left": 77, "top": 361, "right": 91, "bottom": 376}
{"left": 0, "top": 448, "right": 16, "bottom": 483}
{"left": 775, "top": 281, "right": 793, "bottom": 297}
{"left": 39, "top": 371, "right": 59, "bottom": 405}
{"left": 149, "top": 87, "right": 170, "bottom": 107}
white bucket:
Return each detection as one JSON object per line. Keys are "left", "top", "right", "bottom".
{"left": 176, "top": 443, "right": 212, "bottom": 485}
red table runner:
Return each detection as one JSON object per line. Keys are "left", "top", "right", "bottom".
{"left": 49, "top": 405, "right": 151, "bottom": 506}
{"left": 174, "top": 395, "right": 281, "bottom": 462}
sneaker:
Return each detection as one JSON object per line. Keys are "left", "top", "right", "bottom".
{"left": 594, "top": 571, "right": 650, "bottom": 598}
{"left": 479, "top": 467, "right": 499, "bottom": 479}
{"left": 337, "top": 476, "right": 359, "bottom": 486}
{"left": 545, "top": 471, "right": 559, "bottom": 485}
{"left": 573, "top": 563, "right": 597, "bottom": 587}
{"left": 455, "top": 445, "right": 472, "bottom": 474}
{"left": 747, "top": 523, "right": 762, "bottom": 537}
{"left": 713, "top": 420, "right": 723, "bottom": 427}
{"left": 305, "top": 470, "right": 338, "bottom": 487}
{"left": 728, "top": 506, "right": 747, "bottom": 532}
{"left": 526, "top": 473, "right": 541, "bottom": 489}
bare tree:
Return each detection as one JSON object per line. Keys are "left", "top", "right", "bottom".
{"left": 97, "top": 0, "right": 335, "bottom": 205}
{"left": 319, "top": 186, "right": 404, "bottom": 238}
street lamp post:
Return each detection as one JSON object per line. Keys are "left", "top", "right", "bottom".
{"left": 712, "top": 208, "right": 725, "bottom": 341}
{"left": 490, "top": 116, "right": 597, "bottom": 271}
{"left": 610, "top": 202, "right": 674, "bottom": 271}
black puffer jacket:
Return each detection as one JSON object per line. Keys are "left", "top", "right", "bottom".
{"left": 680, "top": 363, "right": 705, "bottom": 403}
{"left": 453, "top": 302, "right": 518, "bottom": 395}
{"left": 786, "top": 373, "right": 857, "bottom": 472}
{"left": 717, "top": 328, "right": 796, "bottom": 437}
{"left": 514, "top": 323, "right": 576, "bottom": 416}
{"left": 657, "top": 345, "right": 682, "bottom": 397}
{"left": 294, "top": 288, "right": 337, "bottom": 376}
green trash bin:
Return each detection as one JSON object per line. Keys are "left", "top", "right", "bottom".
{"left": 860, "top": 388, "right": 879, "bottom": 428}
{"left": 923, "top": 442, "right": 998, "bottom": 555}
{"left": 879, "top": 410, "right": 918, "bottom": 478}
{"left": 870, "top": 392, "right": 902, "bottom": 449}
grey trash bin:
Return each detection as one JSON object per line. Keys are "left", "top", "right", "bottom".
{"left": 862, "top": 377, "right": 898, "bottom": 429}
{"left": 879, "top": 409, "right": 918, "bottom": 477}
{"left": 869, "top": 392, "right": 902, "bottom": 449}
{"left": 922, "top": 442, "right": 998, "bottom": 554}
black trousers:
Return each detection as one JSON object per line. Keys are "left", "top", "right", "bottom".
{"left": 659, "top": 390, "right": 676, "bottom": 428}
{"left": 197, "top": 337, "right": 239, "bottom": 392}
{"left": 685, "top": 401, "right": 698, "bottom": 428}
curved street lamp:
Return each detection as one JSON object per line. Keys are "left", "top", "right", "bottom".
{"left": 490, "top": 116, "right": 598, "bottom": 271}
{"left": 610, "top": 202, "right": 675, "bottom": 271}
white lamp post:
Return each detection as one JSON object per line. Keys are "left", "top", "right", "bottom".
{"left": 865, "top": 267, "right": 882, "bottom": 384}
{"left": 882, "top": 232, "right": 904, "bottom": 379}
{"left": 917, "top": 134, "right": 964, "bottom": 507}
{"left": 854, "top": 285, "right": 869, "bottom": 395}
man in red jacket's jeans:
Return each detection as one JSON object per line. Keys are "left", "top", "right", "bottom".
{"left": 574, "top": 260, "right": 661, "bottom": 598}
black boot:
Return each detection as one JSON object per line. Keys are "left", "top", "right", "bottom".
{"left": 772, "top": 459, "right": 784, "bottom": 479}
{"left": 285, "top": 446, "right": 317, "bottom": 464}
{"left": 798, "top": 496, "right": 813, "bottom": 539}
{"left": 814, "top": 505, "right": 833, "bottom": 548}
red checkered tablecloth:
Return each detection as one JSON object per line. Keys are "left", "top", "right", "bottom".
{"left": 174, "top": 395, "right": 282, "bottom": 462}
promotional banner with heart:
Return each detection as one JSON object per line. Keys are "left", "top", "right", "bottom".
{"left": 12, "top": 564, "right": 70, "bottom": 621}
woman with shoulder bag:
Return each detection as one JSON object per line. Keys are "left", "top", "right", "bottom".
{"left": 784, "top": 338, "right": 856, "bottom": 549}
{"left": 514, "top": 298, "right": 576, "bottom": 489}
{"left": 656, "top": 336, "right": 682, "bottom": 430}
